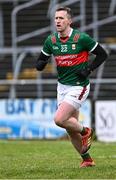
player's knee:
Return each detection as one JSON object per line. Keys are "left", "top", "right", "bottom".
{"left": 54, "top": 115, "right": 65, "bottom": 128}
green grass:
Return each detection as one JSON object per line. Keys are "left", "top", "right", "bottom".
{"left": 0, "top": 140, "right": 116, "bottom": 179}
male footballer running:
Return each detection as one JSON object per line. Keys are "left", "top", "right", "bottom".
{"left": 36, "top": 7, "right": 108, "bottom": 168}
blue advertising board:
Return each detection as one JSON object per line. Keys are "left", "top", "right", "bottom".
{"left": 0, "top": 99, "right": 91, "bottom": 139}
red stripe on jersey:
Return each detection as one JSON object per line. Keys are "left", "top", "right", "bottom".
{"left": 55, "top": 51, "right": 88, "bottom": 67}
{"left": 78, "top": 86, "right": 87, "bottom": 100}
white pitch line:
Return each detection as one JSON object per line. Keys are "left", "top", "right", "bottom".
{"left": 96, "top": 155, "right": 116, "bottom": 159}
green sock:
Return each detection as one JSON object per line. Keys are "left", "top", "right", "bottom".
{"left": 81, "top": 152, "right": 92, "bottom": 161}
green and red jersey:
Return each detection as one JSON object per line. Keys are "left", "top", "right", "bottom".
{"left": 42, "top": 28, "right": 97, "bottom": 86}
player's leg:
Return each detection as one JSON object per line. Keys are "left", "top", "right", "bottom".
{"left": 66, "top": 110, "right": 82, "bottom": 153}
{"left": 66, "top": 110, "right": 95, "bottom": 168}
{"left": 55, "top": 83, "right": 95, "bottom": 167}
{"left": 54, "top": 101, "right": 95, "bottom": 167}
{"left": 54, "top": 101, "right": 83, "bottom": 132}
{"left": 64, "top": 84, "right": 94, "bottom": 155}
{"left": 54, "top": 101, "right": 93, "bottom": 152}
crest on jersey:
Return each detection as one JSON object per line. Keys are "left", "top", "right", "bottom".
{"left": 72, "top": 44, "right": 76, "bottom": 50}
{"left": 73, "top": 34, "right": 80, "bottom": 42}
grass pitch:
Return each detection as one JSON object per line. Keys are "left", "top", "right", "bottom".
{"left": 0, "top": 140, "right": 116, "bottom": 179}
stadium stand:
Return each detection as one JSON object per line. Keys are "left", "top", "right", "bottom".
{"left": 0, "top": 0, "right": 116, "bottom": 99}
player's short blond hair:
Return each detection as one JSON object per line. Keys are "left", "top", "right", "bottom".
{"left": 55, "top": 6, "right": 73, "bottom": 19}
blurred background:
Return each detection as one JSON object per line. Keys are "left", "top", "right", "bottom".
{"left": 0, "top": 0, "right": 116, "bottom": 141}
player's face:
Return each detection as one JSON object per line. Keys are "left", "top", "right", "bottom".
{"left": 55, "top": 10, "right": 72, "bottom": 34}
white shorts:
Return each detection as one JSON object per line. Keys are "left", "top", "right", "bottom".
{"left": 57, "top": 82, "right": 90, "bottom": 110}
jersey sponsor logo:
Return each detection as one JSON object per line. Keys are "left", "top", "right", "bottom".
{"left": 55, "top": 51, "right": 88, "bottom": 67}
{"left": 57, "top": 60, "right": 73, "bottom": 66}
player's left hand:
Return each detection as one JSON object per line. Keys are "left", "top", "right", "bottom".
{"left": 76, "top": 67, "right": 91, "bottom": 79}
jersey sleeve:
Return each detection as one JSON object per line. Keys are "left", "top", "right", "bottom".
{"left": 41, "top": 36, "right": 52, "bottom": 56}
{"left": 80, "top": 33, "right": 98, "bottom": 52}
